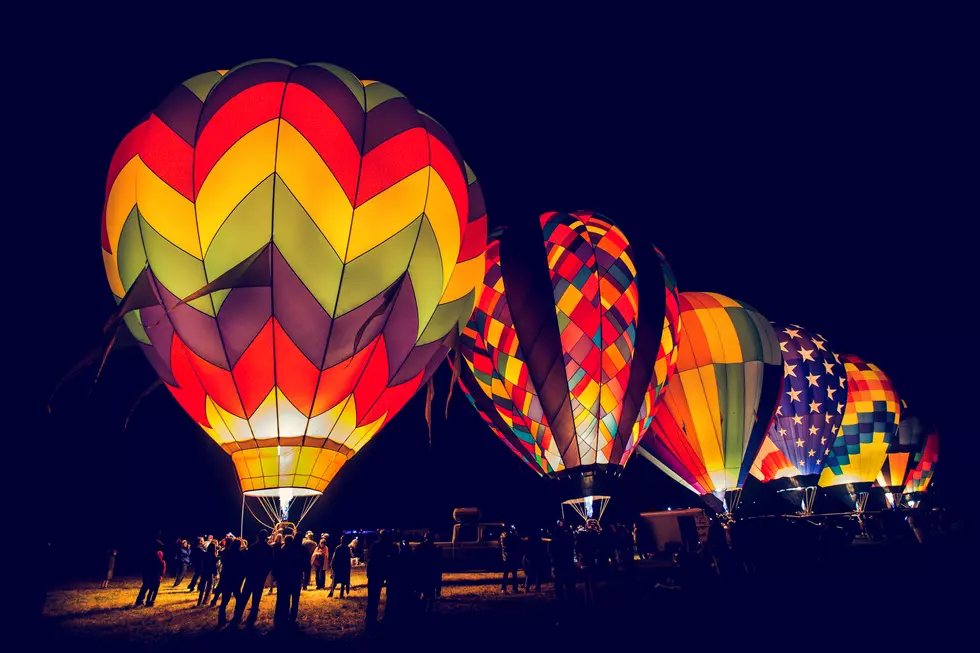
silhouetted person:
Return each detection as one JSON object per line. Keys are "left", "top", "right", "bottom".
{"left": 550, "top": 523, "right": 576, "bottom": 613}
{"left": 366, "top": 530, "right": 394, "bottom": 629}
{"left": 101, "top": 549, "right": 116, "bottom": 589}
{"left": 135, "top": 551, "right": 165, "bottom": 607}
{"left": 415, "top": 532, "right": 440, "bottom": 612}
{"left": 329, "top": 535, "right": 352, "bottom": 597}
{"left": 577, "top": 523, "right": 601, "bottom": 604}
{"left": 173, "top": 540, "right": 190, "bottom": 587}
{"left": 214, "top": 538, "right": 245, "bottom": 625}
{"left": 274, "top": 533, "right": 305, "bottom": 628}
{"left": 187, "top": 537, "right": 205, "bottom": 592}
{"left": 388, "top": 539, "right": 417, "bottom": 624}
{"left": 301, "top": 531, "right": 317, "bottom": 590}
{"left": 197, "top": 541, "right": 218, "bottom": 606}
{"left": 523, "top": 531, "right": 547, "bottom": 592}
{"left": 233, "top": 529, "right": 274, "bottom": 627}
{"left": 500, "top": 527, "right": 521, "bottom": 592}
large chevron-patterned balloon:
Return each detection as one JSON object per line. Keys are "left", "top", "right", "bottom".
{"left": 457, "top": 211, "right": 680, "bottom": 499}
{"left": 101, "top": 60, "right": 486, "bottom": 499}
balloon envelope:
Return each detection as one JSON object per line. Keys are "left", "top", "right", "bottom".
{"left": 877, "top": 400, "right": 933, "bottom": 502}
{"left": 904, "top": 428, "right": 939, "bottom": 496}
{"left": 101, "top": 60, "right": 485, "bottom": 504}
{"left": 819, "top": 354, "right": 900, "bottom": 488}
{"left": 750, "top": 324, "right": 848, "bottom": 488}
{"left": 639, "top": 292, "right": 783, "bottom": 508}
{"left": 457, "top": 211, "right": 679, "bottom": 499}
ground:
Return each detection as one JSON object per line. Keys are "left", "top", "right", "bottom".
{"left": 40, "top": 541, "right": 971, "bottom": 651}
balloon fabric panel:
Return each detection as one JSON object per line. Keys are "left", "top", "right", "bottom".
{"left": 819, "top": 354, "right": 900, "bottom": 487}
{"left": 458, "top": 211, "right": 679, "bottom": 478}
{"left": 641, "top": 292, "right": 782, "bottom": 496}
{"left": 101, "top": 61, "right": 486, "bottom": 495}
{"left": 876, "top": 401, "right": 933, "bottom": 490}
{"left": 750, "top": 324, "right": 848, "bottom": 482}
{"left": 903, "top": 430, "right": 938, "bottom": 495}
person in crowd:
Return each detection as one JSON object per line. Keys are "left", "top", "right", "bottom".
{"left": 101, "top": 549, "right": 117, "bottom": 589}
{"left": 173, "top": 540, "right": 190, "bottom": 587}
{"left": 523, "top": 530, "right": 548, "bottom": 593}
{"left": 135, "top": 550, "right": 166, "bottom": 608}
{"left": 311, "top": 539, "right": 327, "bottom": 590}
{"left": 232, "top": 529, "right": 274, "bottom": 627}
{"left": 197, "top": 539, "right": 218, "bottom": 607}
{"left": 328, "top": 534, "right": 352, "bottom": 598}
{"left": 274, "top": 529, "right": 306, "bottom": 628}
{"left": 187, "top": 537, "right": 205, "bottom": 592}
{"left": 500, "top": 526, "right": 521, "bottom": 593}
{"left": 388, "top": 537, "right": 417, "bottom": 623}
{"left": 214, "top": 537, "right": 245, "bottom": 625}
{"left": 365, "top": 530, "right": 394, "bottom": 629}
{"left": 550, "top": 521, "right": 576, "bottom": 611}
{"left": 578, "top": 521, "right": 601, "bottom": 604}
{"left": 301, "top": 530, "right": 318, "bottom": 590}
{"left": 415, "top": 532, "right": 441, "bottom": 612}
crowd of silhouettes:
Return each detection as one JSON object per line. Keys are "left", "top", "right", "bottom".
{"left": 106, "top": 507, "right": 956, "bottom": 633}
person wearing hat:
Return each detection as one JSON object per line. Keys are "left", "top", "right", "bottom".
{"left": 301, "top": 531, "right": 318, "bottom": 590}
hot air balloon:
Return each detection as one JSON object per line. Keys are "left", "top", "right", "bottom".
{"left": 456, "top": 211, "right": 680, "bottom": 521}
{"left": 749, "top": 324, "right": 848, "bottom": 515}
{"left": 903, "top": 427, "right": 938, "bottom": 508}
{"left": 876, "top": 400, "right": 934, "bottom": 508}
{"left": 818, "top": 354, "right": 900, "bottom": 513}
{"left": 101, "top": 60, "right": 486, "bottom": 526}
{"left": 637, "top": 292, "right": 783, "bottom": 515}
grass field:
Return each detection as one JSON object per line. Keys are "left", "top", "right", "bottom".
{"left": 43, "top": 566, "right": 563, "bottom": 651}
{"left": 39, "top": 541, "right": 971, "bottom": 651}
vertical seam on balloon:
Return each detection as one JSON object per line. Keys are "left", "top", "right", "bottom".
{"left": 332, "top": 108, "right": 434, "bottom": 453}
{"left": 187, "top": 65, "right": 263, "bottom": 446}
{"left": 483, "top": 256, "right": 560, "bottom": 473}
{"left": 461, "top": 336, "right": 544, "bottom": 474}
{"left": 130, "top": 102, "right": 241, "bottom": 453}
{"left": 699, "top": 297, "right": 740, "bottom": 488}
{"left": 582, "top": 215, "right": 602, "bottom": 466}
{"left": 268, "top": 65, "right": 296, "bottom": 458}
{"left": 685, "top": 297, "right": 726, "bottom": 492}
{"left": 300, "top": 73, "right": 368, "bottom": 444}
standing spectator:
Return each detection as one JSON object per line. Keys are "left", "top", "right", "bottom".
{"left": 233, "top": 529, "right": 274, "bottom": 627}
{"left": 215, "top": 538, "right": 245, "bottom": 626}
{"left": 523, "top": 530, "right": 548, "bottom": 593}
{"left": 328, "top": 535, "right": 352, "bottom": 598}
{"left": 550, "top": 522, "right": 576, "bottom": 612}
{"left": 500, "top": 527, "right": 521, "bottom": 593}
{"left": 101, "top": 549, "right": 117, "bottom": 589}
{"left": 312, "top": 539, "right": 327, "bottom": 590}
{"left": 187, "top": 537, "right": 205, "bottom": 592}
{"left": 274, "top": 531, "right": 306, "bottom": 628}
{"left": 415, "top": 533, "right": 441, "bottom": 612}
{"left": 301, "top": 531, "right": 317, "bottom": 590}
{"left": 365, "top": 530, "right": 394, "bottom": 629}
{"left": 135, "top": 551, "right": 166, "bottom": 608}
{"left": 197, "top": 540, "right": 218, "bottom": 607}
{"left": 173, "top": 540, "right": 191, "bottom": 587}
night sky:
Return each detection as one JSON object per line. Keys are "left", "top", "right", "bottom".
{"left": 21, "top": 10, "right": 970, "bottom": 569}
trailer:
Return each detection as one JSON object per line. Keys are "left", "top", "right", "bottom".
{"left": 637, "top": 508, "right": 710, "bottom": 555}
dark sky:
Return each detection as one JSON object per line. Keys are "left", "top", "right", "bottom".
{"left": 19, "top": 9, "right": 971, "bottom": 558}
